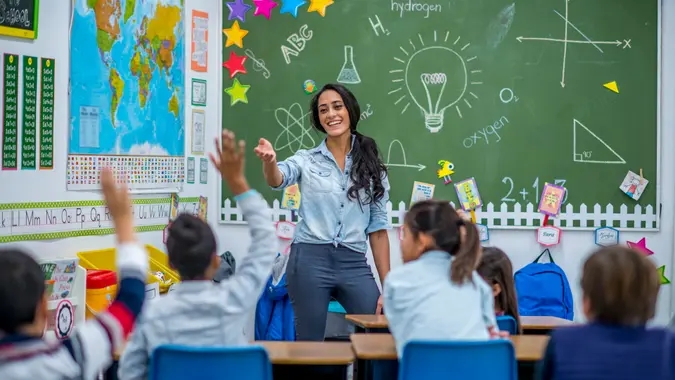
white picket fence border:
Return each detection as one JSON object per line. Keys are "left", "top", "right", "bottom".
{"left": 220, "top": 199, "right": 658, "bottom": 231}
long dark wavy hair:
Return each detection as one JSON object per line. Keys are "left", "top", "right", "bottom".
{"left": 309, "top": 83, "right": 388, "bottom": 205}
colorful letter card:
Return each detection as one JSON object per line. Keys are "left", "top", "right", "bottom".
{"left": 410, "top": 181, "right": 435, "bottom": 204}
{"left": 538, "top": 183, "right": 566, "bottom": 217}
{"left": 281, "top": 184, "right": 301, "bottom": 210}
{"left": 477, "top": 224, "right": 489, "bottom": 242}
{"left": 454, "top": 177, "right": 482, "bottom": 211}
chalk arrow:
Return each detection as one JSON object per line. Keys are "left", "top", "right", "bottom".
{"left": 386, "top": 163, "right": 426, "bottom": 171}
{"left": 516, "top": 37, "right": 622, "bottom": 46}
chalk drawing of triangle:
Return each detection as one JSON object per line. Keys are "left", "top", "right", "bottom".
{"left": 572, "top": 119, "right": 626, "bottom": 164}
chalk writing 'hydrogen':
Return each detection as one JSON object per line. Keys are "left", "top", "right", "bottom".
{"left": 391, "top": 0, "right": 442, "bottom": 19}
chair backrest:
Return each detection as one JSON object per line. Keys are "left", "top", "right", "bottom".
{"left": 398, "top": 340, "right": 517, "bottom": 380}
{"left": 496, "top": 315, "right": 518, "bottom": 335}
{"left": 149, "top": 345, "right": 273, "bottom": 380}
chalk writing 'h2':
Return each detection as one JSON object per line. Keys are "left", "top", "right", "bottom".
{"left": 368, "top": 15, "right": 389, "bottom": 37}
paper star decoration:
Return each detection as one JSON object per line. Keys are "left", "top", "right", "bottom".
{"left": 226, "top": 0, "right": 252, "bottom": 22}
{"left": 627, "top": 237, "right": 653, "bottom": 256}
{"left": 308, "top": 0, "right": 333, "bottom": 17}
{"left": 658, "top": 265, "right": 670, "bottom": 285}
{"left": 224, "top": 78, "right": 250, "bottom": 105}
{"left": 253, "top": 0, "right": 278, "bottom": 19}
{"left": 223, "top": 21, "right": 249, "bottom": 48}
{"left": 223, "top": 51, "right": 248, "bottom": 79}
{"left": 280, "top": 0, "right": 306, "bottom": 17}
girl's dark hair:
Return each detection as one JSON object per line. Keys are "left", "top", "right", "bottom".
{"left": 167, "top": 213, "right": 217, "bottom": 280}
{"left": 404, "top": 200, "right": 481, "bottom": 284}
{"left": 310, "top": 83, "right": 387, "bottom": 205}
{"left": 477, "top": 247, "right": 522, "bottom": 333}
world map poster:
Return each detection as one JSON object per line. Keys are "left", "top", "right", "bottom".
{"left": 68, "top": 0, "right": 185, "bottom": 191}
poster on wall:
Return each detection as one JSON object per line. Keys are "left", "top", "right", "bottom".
{"left": 191, "top": 10, "right": 208, "bottom": 72}
{"left": 0, "top": 0, "right": 40, "bottom": 39}
{"left": 68, "top": 0, "right": 185, "bottom": 191}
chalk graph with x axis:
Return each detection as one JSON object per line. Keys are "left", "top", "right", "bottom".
{"left": 516, "top": 0, "right": 632, "bottom": 87}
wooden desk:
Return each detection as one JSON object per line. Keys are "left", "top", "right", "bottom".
{"left": 346, "top": 314, "right": 574, "bottom": 333}
{"left": 258, "top": 341, "right": 354, "bottom": 365}
{"left": 520, "top": 316, "right": 574, "bottom": 330}
{"left": 349, "top": 333, "right": 549, "bottom": 362}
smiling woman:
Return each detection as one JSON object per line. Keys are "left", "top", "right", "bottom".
{"left": 254, "top": 83, "right": 392, "bottom": 341}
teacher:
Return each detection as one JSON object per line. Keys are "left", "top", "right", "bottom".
{"left": 254, "top": 83, "right": 391, "bottom": 341}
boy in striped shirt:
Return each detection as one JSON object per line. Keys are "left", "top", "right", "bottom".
{"left": 0, "top": 168, "right": 148, "bottom": 380}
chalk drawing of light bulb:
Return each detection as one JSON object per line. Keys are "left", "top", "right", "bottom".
{"left": 388, "top": 31, "right": 483, "bottom": 133}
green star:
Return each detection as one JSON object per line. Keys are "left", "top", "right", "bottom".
{"left": 658, "top": 265, "right": 670, "bottom": 285}
{"left": 224, "top": 78, "right": 250, "bottom": 105}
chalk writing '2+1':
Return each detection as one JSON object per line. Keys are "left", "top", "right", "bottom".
{"left": 501, "top": 177, "right": 568, "bottom": 204}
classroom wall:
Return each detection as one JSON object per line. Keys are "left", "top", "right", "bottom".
{"left": 0, "top": 1, "right": 221, "bottom": 267}
{"left": 0, "top": 0, "right": 671, "bottom": 346}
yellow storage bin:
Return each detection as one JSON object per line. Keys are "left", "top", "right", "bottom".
{"left": 77, "top": 245, "right": 180, "bottom": 293}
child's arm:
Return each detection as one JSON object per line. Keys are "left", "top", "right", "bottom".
{"left": 62, "top": 169, "right": 148, "bottom": 380}
{"left": 210, "top": 130, "right": 276, "bottom": 314}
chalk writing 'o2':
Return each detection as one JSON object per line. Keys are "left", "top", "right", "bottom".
{"left": 281, "top": 25, "right": 313, "bottom": 64}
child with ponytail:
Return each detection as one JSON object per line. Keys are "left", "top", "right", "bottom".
{"left": 383, "top": 200, "right": 500, "bottom": 357}
{"left": 477, "top": 247, "right": 522, "bottom": 334}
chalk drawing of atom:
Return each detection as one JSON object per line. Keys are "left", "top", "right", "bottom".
{"left": 274, "top": 103, "right": 317, "bottom": 154}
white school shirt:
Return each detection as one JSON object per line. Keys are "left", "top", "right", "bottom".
{"left": 383, "top": 250, "right": 497, "bottom": 358}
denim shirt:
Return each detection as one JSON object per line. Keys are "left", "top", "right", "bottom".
{"left": 273, "top": 136, "right": 391, "bottom": 253}
{"left": 383, "top": 251, "right": 497, "bottom": 358}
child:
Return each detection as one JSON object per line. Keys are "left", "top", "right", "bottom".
{"left": 0, "top": 169, "right": 148, "bottom": 380}
{"left": 383, "top": 200, "right": 499, "bottom": 358}
{"left": 118, "top": 130, "right": 277, "bottom": 380}
{"left": 477, "top": 247, "right": 522, "bottom": 334}
{"left": 537, "top": 245, "right": 675, "bottom": 380}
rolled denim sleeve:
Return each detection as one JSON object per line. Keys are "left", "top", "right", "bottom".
{"left": 271, "top": 152, "right": 306, "bottom": 190}
{"left": 366, "top": 173, "right": 391, "bottom": 234}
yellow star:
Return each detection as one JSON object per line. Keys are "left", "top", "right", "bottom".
{"left": 307, "top": 0, "right": 334, "bottom": 17}
{"left": 224, "top": 78, "right": 250, "bottom": 105}
{"left": 222, "top": 20, "right": 248, "bottom": 48}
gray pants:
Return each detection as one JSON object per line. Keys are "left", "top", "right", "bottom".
{"left": 286, "top": 243, "right": 381, "bottom": 341}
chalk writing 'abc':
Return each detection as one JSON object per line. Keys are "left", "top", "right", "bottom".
{"left": 281, "top": 25, "right": 313, "bottom": 64}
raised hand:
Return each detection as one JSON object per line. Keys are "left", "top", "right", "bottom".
{"left": 253, "top": 138, "right": 276, "bottom": 163}
{"left": 209, "top": 129, "right": 250, "bottom": 196}
{"left": 101, "top": 168, "right": 134, "bottom": 242}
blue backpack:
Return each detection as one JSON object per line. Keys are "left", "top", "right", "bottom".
{"left": 514, "top": 249, "right": 574, "bottom": 320}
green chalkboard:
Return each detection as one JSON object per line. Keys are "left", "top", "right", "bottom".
{"left": 221, "top": 0, "right": 659, "bottom": 230}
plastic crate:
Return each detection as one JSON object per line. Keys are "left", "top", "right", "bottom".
{"left": 77, "top": 245, "right": 179, "bottom": 293}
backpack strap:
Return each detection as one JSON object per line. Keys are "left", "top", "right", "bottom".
{"left": 533, "top": 248, "right": 555, "bottom": 264}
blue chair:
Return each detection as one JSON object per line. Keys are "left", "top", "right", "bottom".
{"left": 497, "top": 315, "right": 519, "bottom": 335}
{"left": 398, "top": 340, "right": 517, "bottom": 380}
{"left": 149, "top": 345, "right": 273, "bottom": 380}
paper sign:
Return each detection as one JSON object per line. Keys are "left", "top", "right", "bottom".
{"left": 170, "top": 193, "right": 179, "bottom": 221}
{"left": 41, "top": 259, "right": 79, "bottom": 301}
{"left": 398, "top": 226, "right": 405, "bottom": 241}
{"left": 538, "top": 183, "right": 566, "bottom": 217}
{"left": 276, "top": 221, "right": 296, "bottom": 240}
{"left": 198, "top": 196, "right": 207, "bottom": 221}
{"left": 454, "top": 177, "right": 482, "bottom": 211}
{"left": 54, "top": 299, "right": 74, "bottom": 340}
{"left": 594, "top": 226, "right": 619, "bottom": 246}
{"left": 477, "top": 224, "right": 489, "bottom": 242}
{"left": 619, "top": 170, "right": 648, "bottom": 201}
{"left": 191, "top": 79, "right": 207, "bottom": 106}
{"left": 410, "top": 181, "right": 435, "bottom": 204}
{"left": 536, "top": 226, "right": 561, "bottom": 246}
{"left": 281, "top": 184, "right": 301, "bottom": 210}
{"left": 190, "top": 10, "right": 209, "bottom": 72}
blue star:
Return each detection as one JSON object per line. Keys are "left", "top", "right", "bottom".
{"left": 279, "top": 0, "right": 306, "bottom": 17}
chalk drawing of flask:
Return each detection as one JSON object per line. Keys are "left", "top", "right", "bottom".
{"left": 337, "top": 46, "right": 361, "bottom": 84}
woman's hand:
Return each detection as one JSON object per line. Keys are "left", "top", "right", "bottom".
{"left": 253, "top": 138, "right": 277, "bottom": 163}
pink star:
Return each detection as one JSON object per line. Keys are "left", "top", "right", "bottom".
{"left": 627, "top": 237, "right": 654, "bottom": 256}
{"left": 253, "top": 0, "right": 279, "bottom": 19}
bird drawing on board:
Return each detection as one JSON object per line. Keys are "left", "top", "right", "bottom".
{"left": 437, "top": 160, "right": 455, "bottom": 185}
